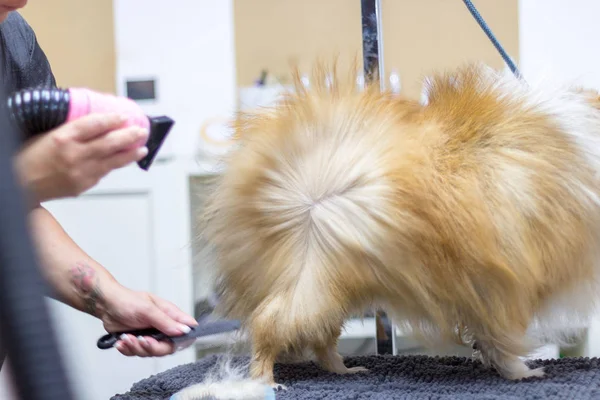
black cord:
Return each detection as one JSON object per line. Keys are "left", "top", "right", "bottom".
{"left": 0, "top": 66, "right": 75, "bottom": 399}
{"left": 461, "top": 0, "right": 523, "bottom": 80}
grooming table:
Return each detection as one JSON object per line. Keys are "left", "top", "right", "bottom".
{"left": 111, "top": 354, "right": 600, "bottom": 399}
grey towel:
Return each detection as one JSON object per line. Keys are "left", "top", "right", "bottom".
{"left": 112, "top": 354, "right": 600, "bottom": 399}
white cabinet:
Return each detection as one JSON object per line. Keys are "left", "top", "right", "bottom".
{"left": 0, "top": 160, "right": 197, "bottom": 400}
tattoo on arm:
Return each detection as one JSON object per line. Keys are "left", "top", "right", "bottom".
{"left": 70, "top": 262, "right": 104, "bottom": 317}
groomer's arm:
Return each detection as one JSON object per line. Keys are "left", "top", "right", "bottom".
{"left": 13, "top": 114, "right": 197, "bottom": 357}
{"left": 28, "top": 204, "right": 118, "bottom": 316}
{"left": 27, "top": 204, "right": 194, "bottom": 338}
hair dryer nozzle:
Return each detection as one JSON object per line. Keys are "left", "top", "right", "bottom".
{"left": 137, "top": 116, "right": 175, "bottom": 170}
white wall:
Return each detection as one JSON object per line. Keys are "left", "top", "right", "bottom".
{"left": 519, "top": 0, "right": 600, "bottom": 87}
{"left": 518, "top": 0, "right": 600, "bottom": 357}
{"left": 113, "top": 0, "right": 238, "bottom": 160}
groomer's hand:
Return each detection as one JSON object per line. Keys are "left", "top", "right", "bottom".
{"left": 14, "top": 113, "right": 149, "bottom": 203}
{"left": 100, "top": 283, "right": 199, "bottom": 357}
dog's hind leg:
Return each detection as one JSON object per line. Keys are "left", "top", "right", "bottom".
{"left": 474, "top": 332, "right": 544, "bottom": 380}
{"left": 313, "top": 324, "right": 369, "bottom": 375}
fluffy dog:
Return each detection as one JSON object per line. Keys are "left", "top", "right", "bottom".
{"left": 199, "top": 62, "right": 600, "bottom": 386}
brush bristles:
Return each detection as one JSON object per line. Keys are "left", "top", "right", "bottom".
{"left": 197, "top": 60, "right": 600, "bottom": 385}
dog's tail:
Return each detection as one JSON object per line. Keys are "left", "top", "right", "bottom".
{"left": 199, "top": 66, "right": 411, "bottom": 322}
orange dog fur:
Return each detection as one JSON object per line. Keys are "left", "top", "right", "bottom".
{"left": 199, "top": 62, "right": 600, "bottom": 386}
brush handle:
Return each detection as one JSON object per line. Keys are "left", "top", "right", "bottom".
{"left": 96, "top": 327, "right": 170, "bottom": 349}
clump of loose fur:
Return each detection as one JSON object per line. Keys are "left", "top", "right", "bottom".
{"left": 199, "top": 61, "right": 600, "bottom": 386}
{"left": 171, "top": 354, "right": 273, "bottom": 399}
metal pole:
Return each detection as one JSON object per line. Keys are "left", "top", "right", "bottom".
{"left": 361, "top": 0, "right": 385, "bottom": 90}
{"left": 360, "top": 0, "right": 396, "bottom": 356}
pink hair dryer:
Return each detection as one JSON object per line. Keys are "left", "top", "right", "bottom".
{"left": 6, "top": 87, "right": 174, "bottom": 171}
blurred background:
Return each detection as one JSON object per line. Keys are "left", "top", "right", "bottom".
{"left": 1, "top": 0, "right": 600, "bottom": 399}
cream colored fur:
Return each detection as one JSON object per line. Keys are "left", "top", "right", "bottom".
{"left": 170, "top": 355, "right": 272, "bottom": 399}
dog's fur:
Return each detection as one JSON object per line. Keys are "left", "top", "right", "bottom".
{"left": 199, "top": 62, "right": 600, "bottom": 386}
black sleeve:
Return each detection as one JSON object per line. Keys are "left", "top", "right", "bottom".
{"left": 0, "top": 11, "right": 57, "bottom": 94}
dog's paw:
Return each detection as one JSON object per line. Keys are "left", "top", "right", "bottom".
{"left": 330, "top": 365, "right": 369, "bottom": 375}
{"left": 513, "top": 367, "right": 545, "bottom": 380}
{"left": 500, "top": 365, "right": 545, "bottom": 380}
{"left": 345, "top": 366, "right": 369, "bottom": 374}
